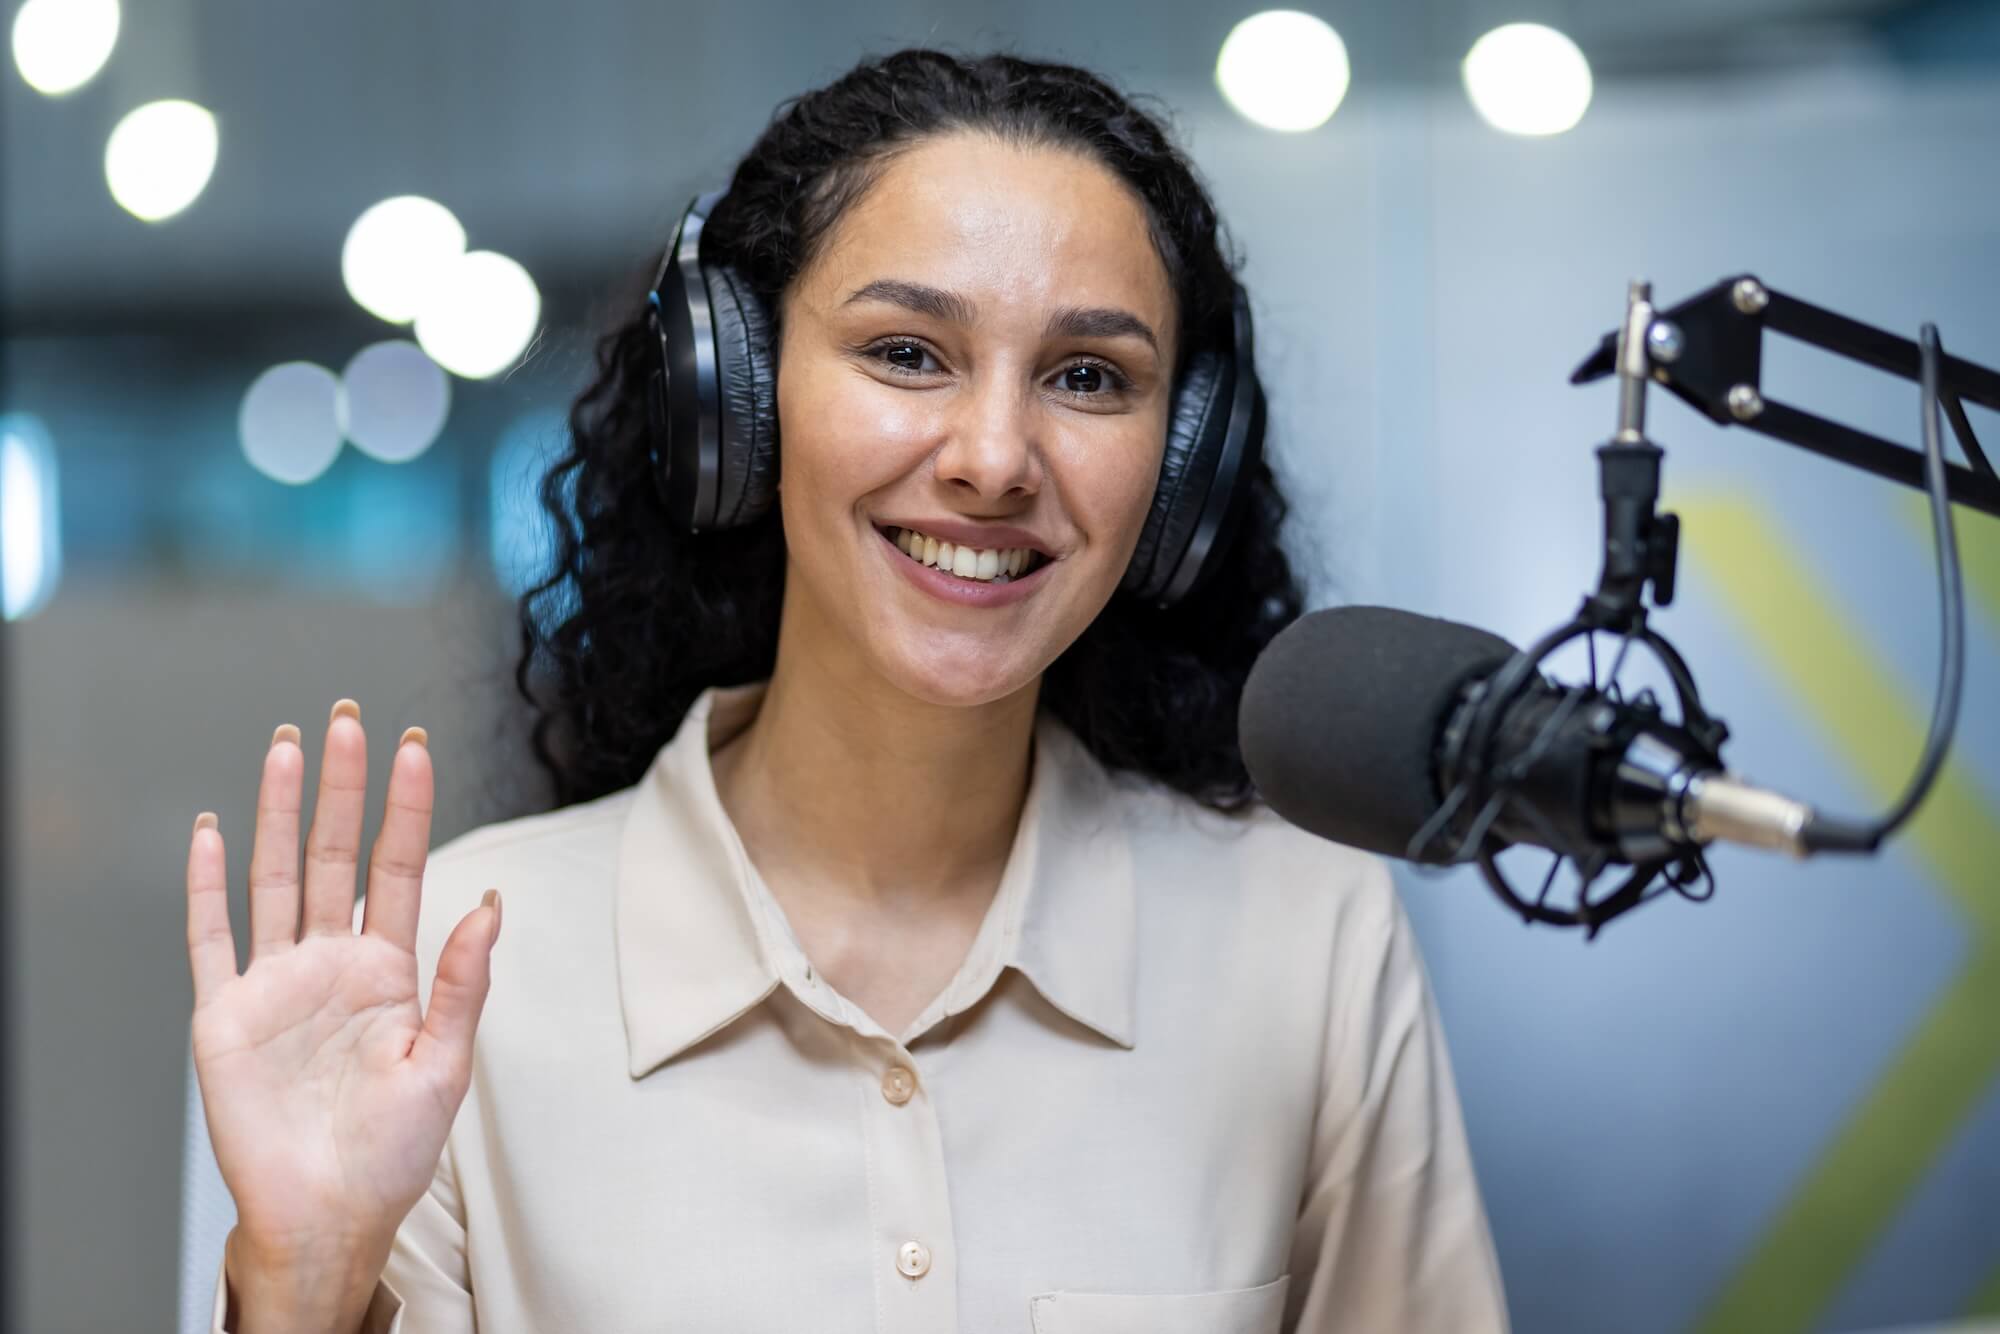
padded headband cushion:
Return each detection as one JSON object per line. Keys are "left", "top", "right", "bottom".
{"left": 1124, "top": 345, "right": 1233, "bottom": 601}
{"left": 703, "top": 261, "right": 781, "bottom": 527}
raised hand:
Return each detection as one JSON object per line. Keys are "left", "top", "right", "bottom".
{"left": 185, "top": 700, "right": 501, "bottom": 1280}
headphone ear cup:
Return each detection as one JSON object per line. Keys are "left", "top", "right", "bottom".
{"left": 1124, "top": 345, "right": 1233, "bottom": 603}
{"left": 702, "top": 261, "right": 781, "bottom": 527}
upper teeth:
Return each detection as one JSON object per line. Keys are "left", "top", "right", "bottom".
{"left": 889, "top": 527, "right": 1038, "bottom": 582}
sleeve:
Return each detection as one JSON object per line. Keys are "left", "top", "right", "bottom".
{"left": 209, "top": 1253, "right": 404, "bottom": 1334}
{"left": 209, "top": 1142, "right": 473, "bottom": 1334}
{"left": 1284, "top": 859, "right": 1510, "bottom": 1333}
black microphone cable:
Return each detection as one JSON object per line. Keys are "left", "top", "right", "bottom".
{"left": 1800, "top": 324, "right": 1966, "bottom": 853}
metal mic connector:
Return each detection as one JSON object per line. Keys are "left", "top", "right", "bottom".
{"left": 1683, "top": 772, "right": 1813, "bottom": 857}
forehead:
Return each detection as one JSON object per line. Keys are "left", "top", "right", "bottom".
{"left": 799, "top": 132, "right": 1175, "bottom": 332}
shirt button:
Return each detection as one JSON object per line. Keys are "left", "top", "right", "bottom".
{"left": 896, "top": 1240, "right": 932, "bottom": 1278}
{"left": 881, "top": 1065, "right": 917, "bottom": 1105}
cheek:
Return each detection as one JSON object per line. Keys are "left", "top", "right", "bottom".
{"left": 1064, "top": 430, "right": 1166, "bottom": 562}
{"left": 779, "top": 365, "right": 935, "bottom": 495}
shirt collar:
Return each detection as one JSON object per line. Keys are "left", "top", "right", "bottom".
{"left": 615, "top": 681, "right": 1137, "bottom": 1080}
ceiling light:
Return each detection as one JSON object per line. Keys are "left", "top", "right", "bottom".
{"left": 12, "top": 0, "right": 118, "bottom": 96}
{"left": 1216, "top": 10, "right": 1351, "bottom": 133}
{"left": 342, "top": 196, "right": 467, "bottom": 325}
{"left": 1463, "top": 23, "right": 1593, "bottom": 137}
{"left": 105, "top": 99, "right": 218, "bottom": 221}
{"left": 414, "top": 250, "right": 542, "bottom": 380}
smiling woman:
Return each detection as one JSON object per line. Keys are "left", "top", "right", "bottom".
{"left": 191, "top": 47, "right": 1508, "bottom": 1334}
{"left": 519, "top": 53, "right": 1296, "bottom": 815}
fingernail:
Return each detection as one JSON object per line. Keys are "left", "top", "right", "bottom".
{"left": 194, "top": 811, "right": 218, "bottom": 834}
{"left": 271, "top": 723, "right": 301, "bottom": 748}
{"left": 399, "top": 726, "right": 428, "bottom": 750}
{"left": 482, "top": 888, "right": 503, "bottom": 941}
{"left": 331, "top": 698, "right": 361, "bottom": 724}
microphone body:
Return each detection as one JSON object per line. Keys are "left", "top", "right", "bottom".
{"left": 1239, "top": 607, "right": 1814, "bottom": 866}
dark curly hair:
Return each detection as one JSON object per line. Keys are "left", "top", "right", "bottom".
{"left": 516, "top": 48, "right": 1309, "bottom": 814}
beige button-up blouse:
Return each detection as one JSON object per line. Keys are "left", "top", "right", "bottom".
{"left": 212, "top": 681, "right": 1508, "bottom": 1333}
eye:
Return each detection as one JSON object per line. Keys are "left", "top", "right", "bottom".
{"left": 1053, "top": 358, "right": 1133, "bottom": 400}
{"left": 860, "top": 339, "right": 1134, "bottom": 401}
{"left": 866, "top": 340, "right": 940, "bottom": 377}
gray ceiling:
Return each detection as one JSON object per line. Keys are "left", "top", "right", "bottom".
{"left": 0, "top": 0, "right": 1962, "bottom": 329}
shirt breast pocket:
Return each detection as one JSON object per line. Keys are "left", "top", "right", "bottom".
{"left": 1028, "top": 1273, "right": 1290, "bottom": 1334}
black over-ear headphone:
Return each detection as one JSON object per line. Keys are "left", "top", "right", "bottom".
{"left": 644, "top": 189, "right": 1266, "bottom": 608}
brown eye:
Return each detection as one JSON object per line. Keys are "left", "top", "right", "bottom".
{"left": 1062, "top": 364, "right": 1105, "bottom": 395}
{"left": 871, "top": 341, "right": 936, "bottom": 376}
{"left": 1054, "top": 358, "right": 1132, "bottom": 400}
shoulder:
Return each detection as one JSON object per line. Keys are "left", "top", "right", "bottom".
{"left": 1095, "top": 770, "right": 1421, "bottom": 1113}
{"left": 409, "top": 787, "right": 638, "bottom": 944}
{"left": 1088, "top": 760, "right": 1407, "bottom": 1002}
{"left": 1108, "top": 768, "right": 1399, "bottom": 925}
{"left": 430, "top": 786, "right": 635, "bottom": 874}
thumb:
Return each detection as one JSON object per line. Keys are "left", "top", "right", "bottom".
{"left": 412, "top": 890, "right": 501, "bottom": 1087}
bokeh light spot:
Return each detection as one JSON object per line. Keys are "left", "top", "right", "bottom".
{"left": 240, "top": 362, "right": 343, "bottom": 485}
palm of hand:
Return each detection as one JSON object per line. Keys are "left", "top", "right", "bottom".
{"left": 196, "top": 933, "right": 446, "bottom": 1243}
{"left": 185, "top": 706, "right": 501, "bottom": 1257}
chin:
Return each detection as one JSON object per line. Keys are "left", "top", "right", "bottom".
{"left": 874, "top": 632, "right": 1048, "bottom": 710}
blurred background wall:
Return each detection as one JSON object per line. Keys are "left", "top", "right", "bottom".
{"left": 4, "top": 1, "right": 1998, "bottom": 1330}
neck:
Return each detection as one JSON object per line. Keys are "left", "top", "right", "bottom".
{"left": 711, "top": 590, "right": 1040, "bottom": 914}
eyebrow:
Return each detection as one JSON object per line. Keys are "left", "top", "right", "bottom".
{"left": 841, "top": 278, "right": 1160, "bottom": 356}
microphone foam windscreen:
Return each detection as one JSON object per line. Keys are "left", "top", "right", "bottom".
{"left": 1238, "top": 606, "right": 1518, "bottom": 860}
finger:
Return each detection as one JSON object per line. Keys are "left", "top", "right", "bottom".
{"left": 246, "top": 726, "right": 305, "bottom": 961}
{"left": 411, "top": 891, "right": 502, "bottom": 1090}
{"left": 361, "top": 728, "right": 433, "bottom": 953}
{"left": 186, "top": 812, "right": 237, "bottom": 1006}
{"left": 302, "top": 699, "right": 368, "bottom": 937}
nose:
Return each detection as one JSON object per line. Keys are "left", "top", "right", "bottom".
{"left": 931, "top": 370, "right": 1042, "bottom": 503}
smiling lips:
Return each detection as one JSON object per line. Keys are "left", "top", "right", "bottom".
{"left": 885, "top": 524, "right": 1046, "bottom": 584}
{"left": 875, "top": 524, "right": 1054, "bottom": 608}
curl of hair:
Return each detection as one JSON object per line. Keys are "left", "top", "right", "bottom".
{"left": 517, "top": 48, "right": 1308, "bottom": 814}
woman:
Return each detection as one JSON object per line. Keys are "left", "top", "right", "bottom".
{"left": 187, "top": 49, "right": 1507, "bottom": 1334}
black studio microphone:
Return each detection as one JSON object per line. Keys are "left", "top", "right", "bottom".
{"left": 1234, "top": 279, "right": 1973, "bottom": 935}
{"left": 1238, "top": 606, "right": 1820, "bottom": 868}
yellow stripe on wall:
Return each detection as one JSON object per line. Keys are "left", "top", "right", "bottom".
{"left": 1678, "top": 492, "right": 2000, "bottom": 1333}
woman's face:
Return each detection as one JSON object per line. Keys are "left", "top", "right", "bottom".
{"left": 773, "top": 131, "right": 1178, "bottom": 709}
